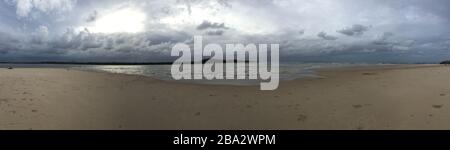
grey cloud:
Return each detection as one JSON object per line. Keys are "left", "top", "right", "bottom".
{"left": 0, "top": 26, "right": 193, "bottom": 61}
{"left": 217, "top": 0, "right": 231, "bottom": 8}
{"left": 80, "top": 36, "right": 103, "bottom": 50}
{"left": 0, "top": 31, "right": 20, "bottom": 54}
{"left": 337, "top": 24, "right": 370, "bottom": 36}
{"left": 317, "top": 32, "right": 338, "bottom": 40}
{"left": 30, "top": 25, "right": 49, "bottom": 44}
{"left": 186, "top": 1, "right": 192, "bottom": 14}
{"left": 205, "top": 30, "right": 224, "bottom": 36}
{"left": 196, "top": 20, "right": 228, "bottom": 30}
{"left": 177, "top": 0, "right": 231, "bottom": 15}
{"left": 86, "top": 10, "right": 98, "bottom": 22}
{"left": 373, "top": 32, "right": 395, "bottom": 45}
{"left": 145, "top": 31, "right": 191, "bottom": 45}
{"left": 298, "top": 29, "right": 305, "bottom": 35}
{"left": 6, "top": 0, "right": 76, "bottom": 17}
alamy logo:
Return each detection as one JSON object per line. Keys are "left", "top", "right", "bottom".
{"left": 171, "top": 36, "right": 279, "bottom": 90}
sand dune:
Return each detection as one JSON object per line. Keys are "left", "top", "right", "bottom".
{"left": 1, "top": 64, "right": 450, "bottom": 130}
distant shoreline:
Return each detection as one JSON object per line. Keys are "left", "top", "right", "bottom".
{"left": 0, "top": 62, "right": 174, "bottom": 65}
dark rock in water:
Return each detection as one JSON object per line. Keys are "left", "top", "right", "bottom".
{"left": 7, "top": 67, "right": 13, "bottom": 69}
{"left": 440, "top": 60, "right": 450, "bottom": 64}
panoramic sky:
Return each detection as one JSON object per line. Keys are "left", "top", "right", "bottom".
{"left": 0, "top": 0, "right": 449, "bottom": 63}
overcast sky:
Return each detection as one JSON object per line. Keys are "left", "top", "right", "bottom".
{"left": 0, "top": 0, "right": 449, "bottom": 63}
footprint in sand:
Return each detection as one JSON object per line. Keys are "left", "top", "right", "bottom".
{"left": 353, "top": 105, "right": 363, "bottom": 109}
{"left": 440, "top": 94, "right": 446, "bottom": 96}
{"left": 194, "top": 112, "right": 201, "bottom": 116}
{"left": 245, "top": 105, "right": 252, "bottom": 108}
{"left": 31, "top": 110, "right": 38, "bottom": 113}
{"left": 0, "top": 99, "right": 8, "bottom": 103}
{"left": 297, "top": 114, "right": 307, "bottom": 122}
{"left": 432, "top": 105, "right": 443, "bottom": 109}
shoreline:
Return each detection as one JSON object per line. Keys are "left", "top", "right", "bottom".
{"left": 1, "top": 64, "right": 450, "bottom": 130}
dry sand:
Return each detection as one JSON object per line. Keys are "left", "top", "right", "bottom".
{"left": 1, "top": 64, "right": 450, "bottom": 130}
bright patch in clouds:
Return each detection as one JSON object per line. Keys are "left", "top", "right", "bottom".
{"left": 85, "top": 8, "right": 146, "bottom": 33}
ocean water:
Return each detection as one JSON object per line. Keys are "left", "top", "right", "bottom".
{"left": 70, "top": 62, "right": 382, "bottom": 86}
{"left": 1, "top": 62, "right": 384, "bottom": 86}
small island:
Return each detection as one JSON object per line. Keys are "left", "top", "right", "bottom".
{"left": 440, "top": 60, "right": 450, "bottom": 64}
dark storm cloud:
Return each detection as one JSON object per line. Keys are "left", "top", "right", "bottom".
{"left": 0, "top": 25, "right": 192, "bottom": 61}
{"left": 337, "top": 24, "right": 370, "bottom": 36}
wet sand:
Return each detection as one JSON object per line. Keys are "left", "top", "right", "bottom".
{"left": 1, "top": 64, "right": 450, "bottom": 130}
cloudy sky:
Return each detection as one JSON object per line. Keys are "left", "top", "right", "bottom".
{"left": 0, "top": 0, "right": 449, "bottom": 63}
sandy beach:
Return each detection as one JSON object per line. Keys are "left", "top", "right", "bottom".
{"left": 1, "top": 64, "right": 450, "bottom": 130}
